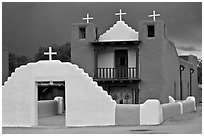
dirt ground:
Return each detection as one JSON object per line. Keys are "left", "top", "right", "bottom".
{"left": 2, "top": 104, "right": 202, "bottom": 134}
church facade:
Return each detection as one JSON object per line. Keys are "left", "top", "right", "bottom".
{"left": 71, "top": 10, "right": 199, "bottom": 104}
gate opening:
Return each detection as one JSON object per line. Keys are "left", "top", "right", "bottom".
{"left": 37, "top": 81, "right": 65, "bottom": 126}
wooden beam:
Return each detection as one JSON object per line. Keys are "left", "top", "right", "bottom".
{"left": 94, "top": 48, "right": 98, "bottom": 79}
{"left": 136, "top": 47, "right": 139, "bottom": 78}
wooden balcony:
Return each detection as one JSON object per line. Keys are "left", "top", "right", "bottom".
{"left": 94, "top": 67, "right": 140, "bottom": 82}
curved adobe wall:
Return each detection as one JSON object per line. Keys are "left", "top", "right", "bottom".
{"left": 161, "top": 103, "right": 181, "bottom": 120}
{"left": 161, "top": 40, "right": 180, "bottom": 102}
{"left": 2, "top": 60, "right": 116, "bottom": 127}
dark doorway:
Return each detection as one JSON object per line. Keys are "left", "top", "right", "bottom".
{"left": 115, "top": 50, "right": 128, "bottom": 78}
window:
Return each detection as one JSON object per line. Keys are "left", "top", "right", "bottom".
{"left": 147, "top": 25, "right": 155, "bottom": 37}
{"left": 95, "top": 28, "right": 98, "bottom": 40}
{"left": 79, "top": 27, "right": 86, "bottom": 39}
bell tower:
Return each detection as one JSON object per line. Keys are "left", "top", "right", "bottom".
{"left": 138, "top": 14, "right": 169, "bottom": 103}
{"left": 71, "top": 21, "right": 100, "bottom": 77}
{"left": 139, "top": 20, "right": 167, "bottom": 41}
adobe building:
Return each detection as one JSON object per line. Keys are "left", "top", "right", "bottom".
{"left": 179, "top": 55, "right": 200, "bottom": 102}
{"left": 2, "top": 10, "right": 200, "bottom": 127}
{"left": 71, "top": 10, "right": 200, "bottom": 104}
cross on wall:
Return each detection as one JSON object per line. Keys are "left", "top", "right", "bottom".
{"left": 148, "top": 10, "right": 160, "bottom": 21}
{"left": 82, "top": 13, "right": 93, "bottom": 23}
{"left": 115, "top": 9, "right": 126, "bottom": 21}
{"left": 44, "top": 47, "right": 57, "bottom": 61}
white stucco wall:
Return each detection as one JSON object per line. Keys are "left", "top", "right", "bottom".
{"left": 99, "top": 21, "right": 139, "bottom": 42}
{"left": 98, "top": 49, "right": 136, "bottom": 68}
{"left": 128, "top": 50, "right": 136, "bottom": 67}
{"left": 98, "top": 49, "right": 114, "bottom": 68}
{"left": 2, "top": 60, "right": 116, "bottom": 127}
{"left": 140, "top": 99, "right": 163, "bottom": 125}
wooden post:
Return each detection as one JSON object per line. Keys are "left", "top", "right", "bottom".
{"left": 94, "top": 48, "right": 98, "bottom": 79}
{"left": 180, "top": 65, "right": 185, "bottom": 100}
{"left": 136, "top": 47, "right": 139, "bottom": 78}
{"left": 190, "top": 68, "right": 194, "bottom": 96}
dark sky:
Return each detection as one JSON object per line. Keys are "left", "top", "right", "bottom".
{"left": 2, "top": 2, "right": 202, "bottom": 58}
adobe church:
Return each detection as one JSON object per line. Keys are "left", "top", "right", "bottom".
{"left": 71, "top": 10, "right": 199, "bottom": 104}
{"left": 2, "top": 9, "right": 200, "bottom": 127}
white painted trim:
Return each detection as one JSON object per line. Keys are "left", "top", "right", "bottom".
{"left": 34, "top": 81, "right": 38, "bottom": 126}
{"left": 140, "top": 99, "right": 163, "bottom": 125}
{"left": 168, "top": 96, "right": 175, "bottom": 103}
{"left": 177, "top": 102, "right": 183, "bottom": 115}
{"left": 186, "top": 96, "right": 196, "bottom": 111}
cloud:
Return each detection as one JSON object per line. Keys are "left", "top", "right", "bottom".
{"left": 177, "top": 46, "right": 199, "bottom": 51}
{"left": 177, "top": 49, "right": 202, "bottom": 59}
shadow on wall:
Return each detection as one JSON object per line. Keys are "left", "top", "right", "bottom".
{"left": 38, "top": 100, "right": 58, "bottom": 118}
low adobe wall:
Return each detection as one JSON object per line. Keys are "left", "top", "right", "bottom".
{"left": 115, "top": 104, "right": 140, "bottom": 125}
{"left": 38, "top": 100, "right": 58, "bottom": 118}
{"left": 115, "top": 99, "right": 163, "bottom": 126}
{"left": 115, "top": 97, "right": 196, "bottom": 126}
{"left": 180, "top": 100, "right": 195, "bottom": 114}
{"left": 162, "top": 96, "right": 196, "bottom": 120}
{"left": 168, "top": 96, "right": 196, "bottom": 115}
{"left": 161, "top": 103, "right": 181, "bottom": 120}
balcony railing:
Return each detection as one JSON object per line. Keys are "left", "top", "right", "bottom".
{"left": 96, "top": 67, "right": 138, "bottom": 79}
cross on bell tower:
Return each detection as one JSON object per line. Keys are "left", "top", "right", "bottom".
{"left": 115, "top": 9, "right": 126, "bottom": 21}
{"left": 44, "top": 47, "right": 57, "bottom": 61}
{"left": 148, "top": 10, "right": 160, "bottom": 21}
{"left": 82, "top": 13, "right": 93, "bottom": 23}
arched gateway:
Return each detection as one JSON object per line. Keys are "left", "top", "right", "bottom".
{"left": 2, "top": 60, "right": 116, "bottom": 127}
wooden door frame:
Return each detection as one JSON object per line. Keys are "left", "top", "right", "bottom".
{"left": 115, "top": 49, "right": 128, "bottom": 78}
{"left": 35, "top": 80, "right": 67, "bottom": 126}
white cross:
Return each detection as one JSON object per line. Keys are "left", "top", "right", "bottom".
{"left": 148, "top": 10, "right": 160, "bottom": 21}
{"left": 115, "top": 9, "right": 126, "bottom": 21}
{"left": 82, "top": 13, "right": 93, "bottom": 23}
{"left": 44, "top": 47, "right": 57, "bottom": 61}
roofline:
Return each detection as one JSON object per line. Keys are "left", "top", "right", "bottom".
{"left": 91, "top": 40, "right": 141, "bottom": 45}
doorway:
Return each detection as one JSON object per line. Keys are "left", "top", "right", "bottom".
{"left": 37, "top": 81, "right": 65, "bottom": 126}
{"left": 115, "top": 50, "right": 128, "bottom": 78}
